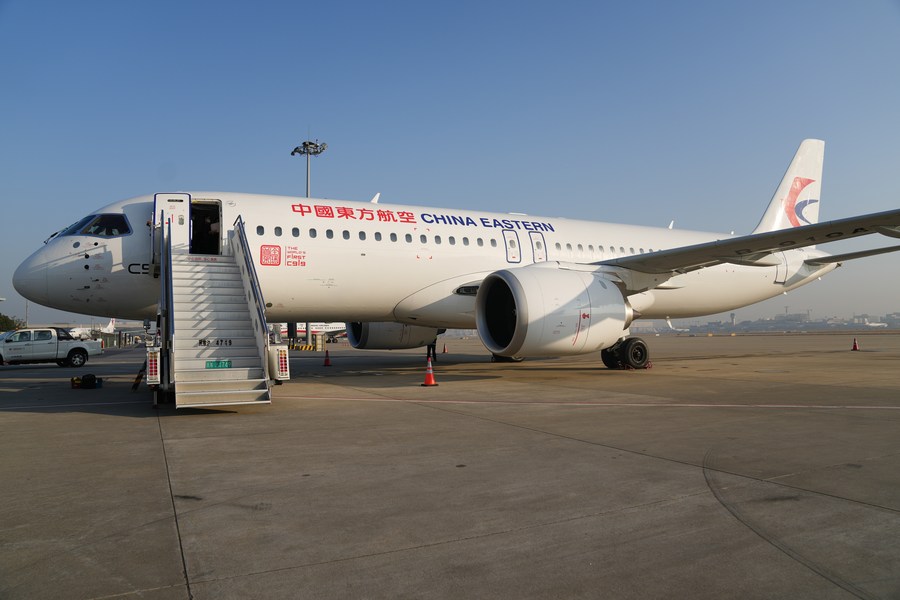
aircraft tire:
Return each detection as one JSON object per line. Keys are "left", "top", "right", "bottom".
{"left": 491, "top": 354, "right": 525, "bottom": 363}
{"left": 600, "top": 347, "right": 622, "bottom": 369}
{"left": 621, "top": 337, "right": 650, "bottom": 369}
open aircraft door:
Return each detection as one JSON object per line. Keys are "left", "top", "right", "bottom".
{"left": 153, "top": 193, "right": 192, "bottom": 254}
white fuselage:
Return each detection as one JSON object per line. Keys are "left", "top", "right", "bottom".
{"left": 14, "top": 192, "right": 836, "bottom": 325}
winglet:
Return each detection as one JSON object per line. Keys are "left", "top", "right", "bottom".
{"left": 752, "top": 139, "right": 824, "bottom": 234}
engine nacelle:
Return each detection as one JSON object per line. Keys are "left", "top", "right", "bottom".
{"left": 475, "top": 264, "right": 633, "bottom": 357}
{"left": 347, "top": 322, "right": 439, "bottom": 350}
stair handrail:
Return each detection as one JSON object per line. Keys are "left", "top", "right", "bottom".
{"left": 154, "top": 213, "right": 175, "bottom": 393}
{"left": 231, "top": 215, "right": 270, "bottom": 380}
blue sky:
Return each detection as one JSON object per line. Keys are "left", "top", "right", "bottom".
{"left": 2, "top": 1, "right": 899, "bottom": 325}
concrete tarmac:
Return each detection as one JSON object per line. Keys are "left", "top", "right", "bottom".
{"left": 1, "top": 333, "right": 899, "bottom": 599}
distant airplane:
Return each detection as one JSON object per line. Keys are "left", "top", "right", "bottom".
{"left": 13, "top": 139, "right": 900, "bottom": 369}
{"left": 69, "top": 318, "right": 116, "bottom": 339}
{"left": 274, "top": 322, "right": 347, "bottom": 341}
{"left": 864, "top": 319, "right": 889, "bottom": 328}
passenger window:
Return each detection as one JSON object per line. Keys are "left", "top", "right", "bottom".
{"left": 310, "top": 229, "right": 317, "bottom": 238}
{"left": 374, "top": 232, "right": 382, "bottom": 241}
{"left": 420, "top": 234, "right": 427, "bottom": 244}
{"left": 435, "top": 235, "right": 442, "bottom": 244}
{"left": 536, "top": 241, "right": 543, "bottom": 250}
{"left": 463, "top": 237, "right": 469, "bottom": 246}
{"left": 342, "top": 230, "right": 350, "bottom": 240}
{"left": 405, "top": 234, "right": 413, "bottom": 243}
{"left": 510, "top": 240, "right": 517, "bottom": 248}
{"left": 390, "top": 233, "right": 397, "bottom": 242}
{"left": 555, "top": 243, "right": 562, "bottom": 250}
{"left": 9, "top": 331, "right": 32, "bottom": 342}
{"left": 35, "top": 330, "right": 53, "bottom": 341}
{"left": 275, "top": 227, "right": 283, "bottom": 237}
{"left": 256, "top": 226, "right": 265, "bottom": 235}
{"left": 449, "top": 236, "right": 455, "bottom": 245}
{"left": 326, "top": 230, "right": 334, "bottom": 239}
{"left": 477, "top": 238, "right": 484, "bottom": 247}
{"left": 292, "top": 227, "right": 300, "bottom": 237}
{"left": 490, "top": 239, "right": 498, "bottom": 247}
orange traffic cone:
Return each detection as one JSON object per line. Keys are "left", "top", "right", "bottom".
{"left": 851, "top": 338, "right": 860, "bottom": 351}
{"left": 442, "top": 343, "right": 448, "bottom": 354}
{"left": 421, "top": 357, "right": 439, "bottom": 386}
{"left": 323, "top": 350, "right": 332, "bottom": 366}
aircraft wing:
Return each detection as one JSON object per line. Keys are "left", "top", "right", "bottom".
{"left": 600, "top": 208, "right": 900, "bottom": 275}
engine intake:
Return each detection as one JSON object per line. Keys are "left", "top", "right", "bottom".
{"left": 475, "top": 264, "right": 633, "bottom": 357}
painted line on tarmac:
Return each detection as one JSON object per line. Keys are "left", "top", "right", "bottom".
{"left": 0, "top": 400, "right": 148, "bottom": 410}
{"left": 280, "top": 396, "right": 900, "bottom": 410}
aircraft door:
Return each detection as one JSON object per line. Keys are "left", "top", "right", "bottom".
{"left": 529, "top": 231, "right": 547, "bottom": 262}
{"left": 153, "top": 193, "right": 191, "bottom": 254}
{"left": 502, "top": 230, "right": 521, "bottom": 264}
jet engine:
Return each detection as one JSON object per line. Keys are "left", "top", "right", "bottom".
{"left": 475, "top": 264, "right": 633, "bottom": 357}
{"left": 347, "top": 322, "right": 439, "bottom": 350}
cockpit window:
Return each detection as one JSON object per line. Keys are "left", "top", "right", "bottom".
{"left": 60, "top": 214, "right": 132, "bottom": 237}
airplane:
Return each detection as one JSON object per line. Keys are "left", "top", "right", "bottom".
{"left": 863, "top": 319, "right": 889, "bottom": 328}
{"left": 12, "top": 139, "right": 900, "bottom": 370}
{"left": 69, "top": 318, "right": 116, "bottom": 340}
{"left": 273, "top": 322, "right": 347, "bottom": 342}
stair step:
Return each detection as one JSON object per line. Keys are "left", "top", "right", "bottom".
{"left": 171, "top": 279, "right": 245, "bottom": 290}
{"left": 174, "top": 367, "right": 266, "bottom": 382}
{"left": 176, "top": 378, "right": 268, "bottom": 392}
{"left": 174, "top": 389, "right": 271, "bottom": 408}
{"left": 174, "top": 310, "right": 253, "bottom": 322}
{"left": 175, "top": 328, "right": 256, "bottom": 339}
{"left": 172, "top": 293, "right": 247, "bottom": 312}
{"left": 174, "top": 347, "right": 260, "bottom": 361}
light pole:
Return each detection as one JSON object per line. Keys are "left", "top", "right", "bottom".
{"left": 291, "top": 140, "right": 327, "bottom": 198}
{"left": 289, "top": 140, "right": 327, "bottom": 344}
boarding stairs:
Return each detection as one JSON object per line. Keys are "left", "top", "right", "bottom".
{"left": 168, "top": 253, "right": 270, "bottom": 407}
{"left": 148, "top": 196, "right": 287, "bottom": 408}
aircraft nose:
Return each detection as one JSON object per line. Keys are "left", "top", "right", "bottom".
{"left": 13, "top": 250, "right": 50, "bottom": 305}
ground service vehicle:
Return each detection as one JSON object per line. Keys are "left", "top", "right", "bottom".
{"left": 0, "top": 328, "right": 103, "bottom": 367}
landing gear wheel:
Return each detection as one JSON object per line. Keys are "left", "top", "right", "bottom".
{"left": 491, "top": 354, "right": 524, "bottom": 363}
{"left": 600, "top": 348, "right": 621, "bottom": 369}
{"left": 621, "top": 337, "right": 650, "bottom": 369}
{"left": 601, "top": 337, "right": 651, "bottom": 370}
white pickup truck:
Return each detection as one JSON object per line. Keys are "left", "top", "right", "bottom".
{"left": 0, "top": 328, "right": 103, "bottom": 367}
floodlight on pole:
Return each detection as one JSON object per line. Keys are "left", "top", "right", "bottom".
{"left": 291, "top": 140, "right": 327, "bottom": 198}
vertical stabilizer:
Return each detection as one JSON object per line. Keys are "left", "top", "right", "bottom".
{"left": 752, "top": 139, "right": 824, "bottom": 234}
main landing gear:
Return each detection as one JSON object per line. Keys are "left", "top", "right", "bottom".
{"left": 601, "top": 337, "right": 651, "bottom": 370}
